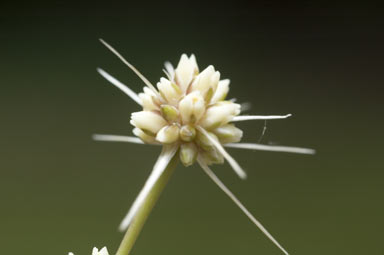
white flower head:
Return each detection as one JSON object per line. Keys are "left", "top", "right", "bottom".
{"left": 94, "top": 39, "right": 315, "bottom": 255}
{"left": 69, "top": 247, "right": 109, "bottom": 255}
{"left": 129, "top": 57, "right": 245, "bottom": 170}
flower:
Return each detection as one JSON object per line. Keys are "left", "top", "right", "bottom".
{"left": 69, "top": 247, "right": 109, "bottom": 255}
{"left": 130, "top": 55, "right": 246, "bottom": 174}
{"left": 94, "top": 39, "right": 315, "bottom": 255}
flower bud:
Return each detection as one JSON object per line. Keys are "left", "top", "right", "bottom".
{"left": 179, "top": 124, "right": 196, "bottom": 142}
{"left": 156, "top": 124, "right": 180, "bottom": 144}
{"left": 213, "top": 124, "right": 243, "bottom": 144}
{"left": 179, "top": 142, "right": 198, "bottom": 166}
{"left": 178, "top": 91, "right": 205, "bottom": 124}
{"left": 131, "top": 111, "right": 167, "bottom": 135}
{"left": 190, "top": 66, "right": 220, "bottom": 97}
{"left": 199, "top": 101, "right": 241, "bottom": 129}
{"left": 195, "top": 130, "right": 217, "bottom": 150}
{"left": 133, "top": 128, "right": 157, "bottom": 144}
{"left": 175, "top": 54, "right": 199, "bottom": 92}
{"left": 157, "top": 77, "right": 182, "bottom": 105}
{"left": 140, "top": 87, "right": 161, "bottom": 111}
{"left": 160, "top": 105, "right": 179, "bottom": 122}
{"left": 210, "top": 79, "right": 230, "bottom": 104}
{"left": 200, "top": 148, "right": 224, "bottom": 165}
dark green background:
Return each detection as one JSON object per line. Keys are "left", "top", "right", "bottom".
{"left": 1, "top": 2, "right": 383, "bottom": 255}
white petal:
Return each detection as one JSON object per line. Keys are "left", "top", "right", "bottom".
{"left": 197, "top": 126, "right": 246, "bottom": 179}
{"left": 199, "top": 102, "right": 241, "bottom": 129}
{"left": 213, "top": 124, "right": 243, "bottom": 144}
{"left": 139, "top": 87, "right": 160, "bottom": 111}
{"left": 68, "top": 253, "right": 74, "bottom": 255}
{"left": 190, "top": 65, "right": 219, "bottom": 96}
{"left": 211, "top": 79, "right": 230, "bottom": 104}
{"left": 232, "top": 114, "right": 292, "bottom": 122}
{"left": 92, "top": 247, "right": 99, "bottom": 255}
{"left": 164, "top": 61, "right": 175, "bottom": 81}
{"left": 99, "top": 247, "right": 109, "bottom": 255}
{"left": 131, "top": 111, "right": 167, "bottom": 134}
{"left": 133, "top": 128, "right": 159, "bottom": 144}
{"left": 175, "top": 54, "right": 198, "bottom": 92}
{"left": 197, "top": 159, "right": 289, "bottom": 255}
{"left": 178, "top": 92, "right": 205, "bottom": 123}
{"left": 99, "top": 39, "right": 159, "bottom": 96}
{"left": 92, "top": 134, "right": 145, "bottom": 144}
{"left": 119, "top": 145, "right": 179, "bottom": 231}
{"left": 156, "top": 125, "right": 180, "bottom": 144}
{"left": 97, "top": 68, "right": 141, "bottom": 105}
{"left": 139, "top": 93, "right": 158, "bottom": 111}
{"left": 157, "top": 77, "right": 181, "bottom": 105}
{"left": 179, "top": 142, "right": 198, "bottom": 166}
{"left": 225, "top": 143, "right": 315, "bottom": 155}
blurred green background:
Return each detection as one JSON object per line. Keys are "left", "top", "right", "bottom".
{"left": 1, "top": 2, "right": 383, "bottom": 255}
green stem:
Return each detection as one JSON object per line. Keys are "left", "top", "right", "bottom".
{"left": 115, "top": 154, "right": 179, "bottom": 255}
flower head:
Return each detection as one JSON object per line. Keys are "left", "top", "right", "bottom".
{"left": 94, "top": 39, "right": 315, "bottom": 255}
{"left": 69, "top": 247, "right": 109, "bottom": 255}
{"left": 130, "top": 54, "right": 244, "bottom": 170}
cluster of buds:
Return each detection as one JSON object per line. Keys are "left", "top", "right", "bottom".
{"left": 131, "top": 54, "right": 242, "bottom": 167}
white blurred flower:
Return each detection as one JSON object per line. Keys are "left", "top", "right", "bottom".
{"left": 94, "top": 39, "right": 315, "bottom": 255}
{"left": 69, "top": 247, "right": 109, "bottom": 255}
